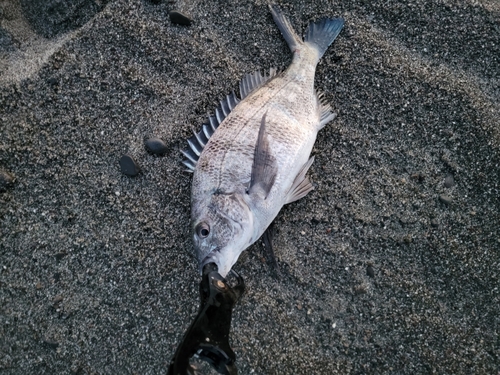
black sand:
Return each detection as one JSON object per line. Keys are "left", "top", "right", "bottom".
{"left": 1, "top": 0, "right": 499, "bottom": 374}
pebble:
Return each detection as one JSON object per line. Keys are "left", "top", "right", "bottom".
{"left": 0, "top": 169, "right": 14, "bottom": 191}
{"left": 354, "top": 284, "right": 367, "bottom": 294}
{"left": 53, "top": 295, "right": 63, "bottom": 304}
{"left": 366, "top": 265, "right": 375, "bottom": 278}
{"left": 145, "top": 137, "right": 168, "bottom": 155}
{"left": 410, "top": 172, "right": 425, "bottom": 183}
{"left": 169, "top": 11, "right": 193, "bottom": 26}
{"left": 439, "top": 194, "right": 452, "bottom": 205}
{"left": 444, "top": 174, "right": 455, "bottom": 188}
{"left": 43, "top": 339, "right": 59, "bottom": 350}
{"left": 55, "top": 252, "right": 67, "bottom": 261}
{"left": 431, "top": 218, "right": 439, "bottom": 227}
{"left": 119, "top": 154, "right": 140, "bottom": 176}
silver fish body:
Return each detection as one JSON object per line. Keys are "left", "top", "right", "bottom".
{"left": 183, "top": 5, "right": 344, "bottom": 277}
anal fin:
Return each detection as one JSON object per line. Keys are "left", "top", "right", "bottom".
{"left": 285, "top": 156, "right": 315, "bottom": 204}
{"left": 317, "top": 91, "right": 337, "bottom": 129}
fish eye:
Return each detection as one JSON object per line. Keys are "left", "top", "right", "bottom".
{"left": 195, "top": 222, "right": 210, "bottom": 238}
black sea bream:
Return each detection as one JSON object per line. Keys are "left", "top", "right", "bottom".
{"left": 182, "top": 5, "right": 344, "bottom": 276}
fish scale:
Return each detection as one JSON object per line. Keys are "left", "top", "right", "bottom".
{"left": 184, "top": 5, "right": 344, "bottom": 277}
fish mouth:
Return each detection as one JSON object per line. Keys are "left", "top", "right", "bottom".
{"left": 200, "top": 249, "right": 221, "bottom": 272}
{"left": 200, "top": 246, "right": 241, "bottom": 278}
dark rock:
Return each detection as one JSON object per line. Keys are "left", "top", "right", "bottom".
{"left": 431, "top": 218, "right": 439, "bottom": 227}
{"left": 42, "top": 339, "right": 59, "bottom": 350}
{"left": 354, "top": 284, "right": 367, "bottom": 294}
{"left": 169, "top": 11, "right": 193, "bottom": 26}
{"left": 0, "top": 169, "right": 14, "bottom": 191}
{"left": 411, "top": 172, "right": 425, "bottom": 183}
{"left": 145, "top": 137, "right": 168, "bottom": 155}
{"left": 0, "top": 27, "right": 15, "bottom": 51}
{"left": 366, "top": 265, "right": 375, "bottom": 278}
{"left": 53, "top": 295, "right": 63, "bottom": 304}
{"left": 119, "top": 154, "right": 140, "bottom": 176}
{"left": 55, "top": 252, "right": 67, "bottom": 261}
{"left": 444, "top": 174, "right": 455, "bottom": 188}
{"left": 439, "top": 194, "right": 452, "bottom": 205}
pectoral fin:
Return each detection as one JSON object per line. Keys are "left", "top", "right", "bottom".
{"left": 247, "top": 112, "right": 277, "bottom": 199}
{"left": 285, "top": 156, "right": 315, "bottom": 204}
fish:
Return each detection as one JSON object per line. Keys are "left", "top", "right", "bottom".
{"left": 182, "top": 5, "right": 344, "bottom": 277}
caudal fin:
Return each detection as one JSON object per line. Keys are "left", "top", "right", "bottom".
{"left": 305, "top": 17, "right": 344, "bottom": 59}
{"left": 269, "top": 4, "right": 344, "bottom": 60}
{"left": 269, "top": 5, "right": 302, "bottom": 52}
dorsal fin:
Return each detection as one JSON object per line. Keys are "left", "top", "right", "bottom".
{"left": 181, "top": 68, "right": 278, "bottom": 172}
{"left": 239, "top": 68, "right": 277, "bottom": 99}
{"left": 182, "top": 92, "right": 240, "bottom": 172}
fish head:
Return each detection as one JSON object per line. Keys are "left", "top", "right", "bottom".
{"left": 192, "top": 192, "right": 254, "bottom": 277}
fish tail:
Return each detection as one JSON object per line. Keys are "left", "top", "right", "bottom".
{"left": 304, "top": 17, "right": 344, "bottom": 59}
{"left": 269, "top": 5, "right": 344, "bottom": 61}
{"left": 269, "top": 5, "right": 303, "bottom": 53}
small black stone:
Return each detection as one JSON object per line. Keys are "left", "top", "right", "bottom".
{"left": 145, "top": 137, "right": 168, "bottom": 155}
{"left": 55, "top": 252, "right": 67, "bottom": 261}
{"left": 444, "top": 174, "right": 455, "bottom": 188}
{"left": 47, "top": 77, "right": 58, "bottom": 86}
{"left": 119, "top": 154, "right": 140, "bottom": 176}
{"left": 169, "top": 11, "right": 193, "bottom": 26}
{"left": 431, "top": 218, "right": 439, "bottom": 227}
{"left": 0, "top": 27, "right": 15, "bottom": 51}
{"left": 411, "top": 172, "right": 425, "bottom": 183}
{"left": 0, "top": 169, "right": 14, "bottom": 191}
{"left": 42, "top": 339, "right": 59, "bottom": 350}
{"left": 439, "top": 194, "right": 452, "bottom": 205}
{"left": 332, "top": 54, "right": 343, "bottom": 63}
{"left": 366, "top": 265, "right": 375, "bottom": 278}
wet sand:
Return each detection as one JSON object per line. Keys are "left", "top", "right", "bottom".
{"left": 1, "top": 0, "right": 499, "bottom": 373}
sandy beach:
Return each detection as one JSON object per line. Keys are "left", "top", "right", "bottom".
{"left": 1, "top": 0, "right": 499, "bottom": 373}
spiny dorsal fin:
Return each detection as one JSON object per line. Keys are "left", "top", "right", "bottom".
{"left": 247, "top": 112, "right": 277, "bottom": 199}
{"left": 181, "top": 91, "right": 240, "bottom": 172}
{"left": 182, "top": 67, "right": 278, "bottom": 172}
{"left": 285, "top": 156, "right": 315, "bottom": 204}
{"left": 239, "top": 68, "right": 277, "bottom": 100}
